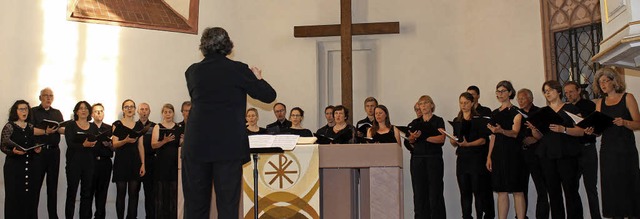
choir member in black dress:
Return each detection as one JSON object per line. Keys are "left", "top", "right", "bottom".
{"left": 179, "top": 101, "right": 191, "bottom": 127}
{"left": 467, "top": 85, "right": 492, "bottom": 117}
{"left": 315, "top": 105, "right": 335, "bottom": 137}
{"left": 515, "top": 89, "right": 548, "bottom": 219}
{"left": 90, "top": 103, "right": 113, "bottom": 219}
{"left": 324, "top": 105, "right": 356, "bottom": 144}
{"left": 64, "top": 101, "right": 99, "bottom": 219}
{"left": 356, "top": 97, "right": 378, "bottom": 139}
{"left": 284, "top": 107, "right": 313, "bottom": 137}
{"left": 112, "top": 99, "right": 146, "bottom": 219}
{"left": 31, "top": 87, "right": 64, "bottom": 219}
{"left": 266, "top": 103, "right": 291, "bottom": 133}
{"left": 246, "top": 108, "right": 267, "bottom": 135}
{"left": 444, "top": 92, "right": 493, "bottom": 219}
{"left": 527, "top": 80, "right": 584, "bottom": 219}
{"left": 485, "top": 80, "right": 526, "bottom": 219}
{"left": 2, "top": 100, "right": 45, "bottom": 219}
{"left": 587, "top": 68, "right": 640, "bottom": 218}
{"left": 406, "top": 95, "right": 446, "bottom": 218}
{"left": 137, "top": 102, "right": 156, "bottom": 219}
{"left": 366, "top": 105, "right": 401, "bottom": 144}
{"left": 564, "top": 81, "right": 601, "bottom": 219}
{"left": 151, "top": 104, "right": 183, "bottom": 219}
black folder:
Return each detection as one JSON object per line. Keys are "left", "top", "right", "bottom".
{"left": 113, "top": 124, "right": 151, "bottom": 138}
{"left": 37, "top": 119, "right": 70, "bottom": 130}
{"left": 527, "top": 107, "right": 564, "bottom": 134}
{"left": 575, "top": 111, "right": 614, "bottom": 134}
{"left": 76, "top": 131, "right": 112, "bottom": 143}
{"left": 357, "top": 136, "right": 374, "bottom": 143}
{"left": 314, "top": 133, "right": 334, "bottom": 144}
{"left": 159, "top": 128, "right": 182, "bottom": 142}
{"left": 411, "top": 121, "right": 441, "bottom": 141}
{"left": 17, "top": 143, "right": 44, "bottom": 152}
{"left": 396, "top": 126, "right": 410, "bottom": 136}
{"left": 357, "top": 123, "right": 372, "bottom": 135}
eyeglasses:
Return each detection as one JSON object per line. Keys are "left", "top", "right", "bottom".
{"left": 290, "top": 114, "right": 302, "bottom": 118}
{"left": 123, "top": 106, "right": 136, "bottom": 110}
{"left": 41, "top": 94, "right": 54, "bottom": 98}
{"left": 274, "top": 109, "right": 286, "bottom": 113}
{"left": 17, "top": 107, "right": 28, "bottom": 112}
{"left": 495, "top": 89, "right": 509, "bottom": 94}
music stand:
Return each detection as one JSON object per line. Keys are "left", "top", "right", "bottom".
{"left": 249, "top": 147, "right": 284, "bottom": 219}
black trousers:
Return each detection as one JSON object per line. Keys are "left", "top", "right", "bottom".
{"left": 65, "top": 159, "right": 95, "bottom": 219}
{"left": 522, "top": 145, "right": 549, "bottom": 219}
{"left": 141, "top": 157, "right": 155, "bottom": 219}
{"left": 92, "top": 157, "right": 112, "bottom": 219}
{"left": 540, "top": 156, "right": 582, "bottom": 219}
{"left": 41, "top": 147, "right": 61, "bottom": 219}
{"left": 182, "top": 154, "right": 243, "bottom": 219}
{"left": 579, "top": 144, "right": 601, "bottom": 219}
{"left": 457, "top": 170, "right": 493, "bottom": 219}
{"left": 410, "top": 155, "right": 446, "bottom": 219}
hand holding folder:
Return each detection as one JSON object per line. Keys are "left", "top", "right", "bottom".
{"left": 526, "top": 107, "right": 564, "bottom": 134}
{"left": 566, "top": 111, "right": 613, "bottom": 135}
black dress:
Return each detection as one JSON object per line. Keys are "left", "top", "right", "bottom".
{"left": 112, "top": 120, "right": 143, "bottom": 182}
{"left": 283, "top": 128, "right": 313, "bottom": 137}
{"left": 324, "top": 124, "right": 355, "bottom": 144}
{"left": 490, "top": 106, "right": 527, "bottom": 192}
{"left": 1, "top": 122, "right": 44, "bottom": 219}
{"left": 600, "top": 93, "right": 640, "bottom": 217}
{"left": 246, "top": 127, "right": 267, "bottom": 135}
{"left": 154, "top": 123, "right": 181, "bottom": 219}
{"left": 371, "top": 126, "right": 398, "bottom": 143}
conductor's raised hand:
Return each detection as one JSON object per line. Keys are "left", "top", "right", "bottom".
{"left": 250, "top": 66, "right": 263, "bottom": 80}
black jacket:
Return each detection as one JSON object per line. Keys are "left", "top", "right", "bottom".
{"left": 183, "top": 53, "right": 276, "bottom": 163}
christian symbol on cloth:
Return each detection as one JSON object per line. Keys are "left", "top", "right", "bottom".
{"left": 264, "top": 154, "right": 300, "bottom": 189}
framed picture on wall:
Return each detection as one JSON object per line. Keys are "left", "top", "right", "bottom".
{"left": 66, "top": 0, "right": 199, "bottom": 34}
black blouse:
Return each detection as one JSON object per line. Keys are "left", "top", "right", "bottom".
{"left": 451, "top": 116, "right": 490, "bottom": 155}
{"left": 407, "top": 115, "right": 445, "bottom": 156}
{"left": 64, "top": 121, "right": 99, "bottom": 164}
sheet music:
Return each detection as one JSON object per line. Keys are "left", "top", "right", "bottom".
{"left": 248, "top": 134, "right": 299, "bottom": 150}
{"left": 564, "top": 110, "right": 583, "bottom": 124}
{"left": 297, "top": 137, "right": 317, "bottom": 145}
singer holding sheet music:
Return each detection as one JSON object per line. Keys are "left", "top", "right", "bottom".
{"left": 1, "top": 100, "right": 44, "bottom": 219}
{"left": 151, "top": 104, "right": 182, "bottom": 219}
{"left": 366, "top": 105, "right": 400, "bottom": 144}
{"left": 90, "top": 103, "right": 113, "bottom": 219}
{"left": 446, "top": 92, "right": 494, "bottom": 219}
{"left": 485, "top": 80, "right": 526, "bottom": 219}
{"left": 64, "top": 101, "right": 99, "bottom": 219}
{"left": 406, "top": 95, "right": 446, "bottom": 218}
{"left": 182, "top": 27, "right": 277, "bottom": 219}
{"left": 527, "top": 80, "right": 584, "bottom": 219}
{"left": 112, "top": 99, "right": 146, "bottom": 219}
{"left": 590, "top": 68, "right": 640, "bottom": 218}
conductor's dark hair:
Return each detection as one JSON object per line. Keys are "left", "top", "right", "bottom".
{"left": 199, "top": 27, "right": 234, "bottom": 56}
{"left": 8, "top": 100, "right": 31, "bottom": 122}
{"left": 542, "top": 80, "right": 564, "bottom": 99}
{"left": 73, "top": 101, "right": 93, "bottom": 122}
{"left": 273, "top": 102, "right": 286, "bottom": 110}
{"left": 467, "top": 85, "right": 480, "bottom": 95}
{"left": 333, "top": 105, "right": 350, "bottom": 120}
{"left": 496, "top": 80, "right": 516, "bottom": 99}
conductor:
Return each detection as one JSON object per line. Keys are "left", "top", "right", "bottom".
{"left": 182, "top": 27, "right": 277, "bottom": 219}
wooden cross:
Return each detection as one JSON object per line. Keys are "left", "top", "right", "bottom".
{"left": 294, "top": 0, "right": 399, "bottom": 124}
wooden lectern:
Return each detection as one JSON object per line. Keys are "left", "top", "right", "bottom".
{"left": 179, "top": 143, "right": 403, "bottom": 219}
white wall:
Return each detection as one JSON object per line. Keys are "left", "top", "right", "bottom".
{"left": 0, "top": 0, "right": 582, "bottom": 218}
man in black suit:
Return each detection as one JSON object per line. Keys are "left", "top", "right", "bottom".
{"left": 182, "top": 27, "right": 277, "bottom": 219}
{"left": 266, "top": 102, "right": 291, "bottom": 133}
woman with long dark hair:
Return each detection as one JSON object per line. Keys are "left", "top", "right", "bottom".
{"left": 1, "top": 100, "right": 45, "bottom": 219}
{"left": 366, "top": 105, "right": 400, "bottom": 144}
{"left": 445, "top": 92, "right": 493, "bottom": 219}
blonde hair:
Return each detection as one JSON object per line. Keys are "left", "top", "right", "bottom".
{"left": 593, "top": 67, "right": 625, "bottom": 96}
{"left": 246, "top": 108, "right": 259, "bottom": 117}
{"left": 418, "top": 95, "right": 436, "bottom": 112}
